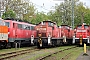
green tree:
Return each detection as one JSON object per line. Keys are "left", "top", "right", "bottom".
{"left": 31, "top": 12, "right": 48, "bottom": 24}
{"left": 2, "top": 9, "right": 16, "bottom": 19}
{"left": 48, "top": 0, "right": 90, "bottom": 26}
{"left": 23, "top": 3, "right": 36, "bottom": 21}
{"left": 48, "top": 1, "right": 72, "bottom": 26}
{"left": 84, "top": 9, "right": 90, "bottom": 25}
{"left": 74, "top": 2, "right": 90, "bottom": 25}
{"left": 4, "top": 0, "right": 36, "bottom": 21}
{"left": 47, "top": 10, "right": 62, "bottom": 26}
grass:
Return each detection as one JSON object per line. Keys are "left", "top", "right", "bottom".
{"left": 4, "top": 46, "right": 77, "bottom": 60}
{"left": 8, "top": 46, "right": 74, "bottom": 60}
{"left": 67, "top": 47, "right": 83, "bottom": 60}
{"left": 0, "top": 47, "right": 34, "bottom": 54}
{"left": 29, "top": 46, "right": 76, "bottom": 60}
{"left": 9, "top": 48, "right": 60, "bottom": 60}
{"left": 27, "top": 47, "right": 69, "bottom": 60}
{"left": 44, "top": 47, "right": 83, "bottom": 60}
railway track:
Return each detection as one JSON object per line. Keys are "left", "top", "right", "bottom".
{"left": 0, "top": 47, "right": 40, "bottom": 60}
{"left": 38, "top": 46, "right": 77, "bottom": 60}
{"left": 60, "top": 51, "right": 73, "bottom": 60}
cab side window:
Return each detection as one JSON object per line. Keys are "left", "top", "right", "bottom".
{"left": 5, "top": 22, "right": 10, "bottom": 27}
{"left": 18, "top": 24, "right": 22, "bottom": 29}
{"left": 27, "top": 26, "right": 30, "bottom": 30}
{"left": 31, "top": 26, "right": 34, "bottom": 30}
{"left": 24, "top": 25, "right": 30, "bottom": 30}
{"left": 48, "top": 22, "right": 54, "bottom": 27}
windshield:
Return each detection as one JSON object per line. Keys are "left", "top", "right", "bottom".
{"left": 77, "top": 25, "right": 82, "bottom": 29}
{"left": 84, "top": 25, "right": 89, "bottom": 29}
{"left": 77, "top": 25, "right": 88, "bottom": 29}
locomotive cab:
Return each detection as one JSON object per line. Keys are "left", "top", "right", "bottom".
{"left": 35, "top": 21, "right": 62, "bottom": 48}
{"left": 35, "top": 21, "right": 53, "bottom": 47}
{"left": 73, "top": 24, "right": 90, "bottom": 45}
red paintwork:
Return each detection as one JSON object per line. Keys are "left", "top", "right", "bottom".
{"left": 35, "top": 21, "right": 74, "bottom": 47}
{"left": 69, "top": 29, "right": 74, "bottom": 39}
{"left": 73, "top": 24, "right": 90, "bottom": 45}
{"left": 61, "top": 25, "right": 73, "bottom": 39}
{"left": 35, "top": 21, "right": 74, "bottom": 39}
{"left": 35, "top": 21, "right": 62, "bottom": 39}
{"left": 52, "top": 24, "right": 60, "bottom": 38}
{"left": 75, "top": 24, "right": 89, "bottom": 38}
{"left": 4, "top": 20, "right": 36, "bottom": 42}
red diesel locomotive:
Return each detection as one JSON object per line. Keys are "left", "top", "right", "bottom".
{"left": 34, "top": 21, "right": 64, "bottom": 48}
{"left": 60, "top": 25, "right": 73, "bottom": 45}
{"left": 4, "top": 19, "right": 36, "bottom": 47}
{"left": 73, "top": 23, "right": 90, "bottom": 45}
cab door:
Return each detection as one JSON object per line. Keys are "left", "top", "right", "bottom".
{"left": 13, "top": 23, "right": 17, "bottom": 39}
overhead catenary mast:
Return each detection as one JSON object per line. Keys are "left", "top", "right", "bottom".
{"left": 71, "top": 0, "right": 74, "bottom": 29}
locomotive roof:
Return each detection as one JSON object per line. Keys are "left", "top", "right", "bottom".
{"left": 61, "top": 25, "right": 70, "bottom": 27}
{"left": 39, "top": 20, "right": 56, "bottom": 24}
{"left": 76, "top": 24, "right": 89, "bottom": 28}
{"left": 74, "top": 24, "right": 89, "bottom": 29}
{"left": 5, "top": 20, "right": 35, "bottom": 26}
{"left": 61, "top": 25, "right": 68, "bottom": 26}
{"left": 4, "top": 18, "right": 35, "bottom": 26}
{"left": 4, "top": 18, "right": 32, "bottom": 24}
{"left": 77, "top": 24, "right": 89, "bottom": 26}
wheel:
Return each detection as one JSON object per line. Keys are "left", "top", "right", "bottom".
{"left": 6, "top": 43, "right": 11, "bottom": 49}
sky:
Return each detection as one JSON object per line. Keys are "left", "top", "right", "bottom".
{"left": 30, "top": 0, "right": 90, "bottom": 13}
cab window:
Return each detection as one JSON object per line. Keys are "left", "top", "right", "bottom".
{"left": 28, "top": 26, "right": 30, "bottom": 30}
{"left": 18, "top": 24, "right": 22, "bottom": 29}
{"left": 77, "top": 26, "right": 82, "bottom": 29}
{"left": 5, "top": 22, "right": 10, "bottom": 27}
{"left": 23, "top": 25, "right": 30, "bottom": 30}
{"left": 48, "top": 22, "right": 54, "bottom": 26}
{"left": 84, "top": 26, "right": 88, "bottom": 29}
{"left": 31, "top": 26, "right": 34, "bottom": 30}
